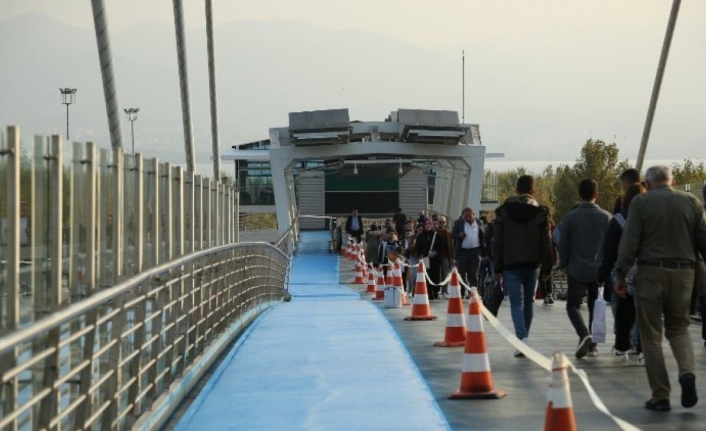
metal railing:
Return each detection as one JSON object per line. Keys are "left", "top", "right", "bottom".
{"left": 0, "top": 126, "right": 239, "bottom": 328}
{"left": 0, "top": 126, "right": 294, "bottom": 430}
{"left": 0, "top": 242, "right": 289, "bottom": 431}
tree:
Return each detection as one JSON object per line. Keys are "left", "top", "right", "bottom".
{"left": 553, "top": 139, "right": 629, "bottom": 221}
{"left": 671, "top": 159, "right": 706, "bottom": 185}
{"left": 487, "top": 166, "right": 554, "bottom": 219}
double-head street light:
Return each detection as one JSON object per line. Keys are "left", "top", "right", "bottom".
{"left": 59, "top": 88, "right": 77, "bottom": 140}
{"left": 124, "top": 108, "right": 139, "bottom": 154}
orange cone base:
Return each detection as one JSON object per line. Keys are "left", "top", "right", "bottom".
{"left": 404, "top": 315, "right": 438, "bottom": 321}
{"left": 433, "top": 340, "right": 466, "bottom": 347}
{"left": 448, "top": 389, "right": 507, "bottom": 400}
{"left": 544, "top": 405, "right": 576, "bottom": 431}
{"left": 434, "top": 327, "right": 466, "bottom": 347}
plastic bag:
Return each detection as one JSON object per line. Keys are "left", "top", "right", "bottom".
{"left": 591, "top": 287, "right": 607, "bottom": 343}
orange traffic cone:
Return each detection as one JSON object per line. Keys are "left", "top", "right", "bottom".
{"left": 544, "top": 352, "right": 577, "bottom": 431}
{"left": 434, "top": 268, "right": 466, "bottom": 346}
{"left": 393, "top": 262, "right": 411, "bottom": 307}
{"left": 346, "top": 238, "right": 354, "bottom": 260}
{"left": 353, "top": 259, "right": 366, "bottom": 284}
{"left": 449, "top": 287, "right": 506, "bottom": 400}
{"left": 366, "top": 269, "right": 377, "bottom": 293}
{"left": 373, "top": 265, "right": 385, "bottom": 301}
{"left": 405, "top": 260, "right": 437, "bottom": 321}
{"left": 350, "top": 240, "right": 359, "bottom": 261}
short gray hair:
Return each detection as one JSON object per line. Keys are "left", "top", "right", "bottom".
{"left": 644, "top": 165, "right": 672, "bottom": 184}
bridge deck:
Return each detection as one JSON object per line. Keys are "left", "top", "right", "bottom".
{"left": 172, "top": 231, "right": 706, "bottom": 431}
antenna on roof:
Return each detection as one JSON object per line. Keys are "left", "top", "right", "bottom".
{"left": 462, "top": 50, "right": 465, "bottom": 124}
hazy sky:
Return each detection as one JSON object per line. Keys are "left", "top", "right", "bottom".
{"left": 1, "top": 0, "right": 705, "bottom": 172}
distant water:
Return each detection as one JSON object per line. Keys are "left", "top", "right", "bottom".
{"left": 484, "top": 158, "right": 705, "bottom": 173}
{"left": 193, "top": 159, "right": 705, "bottom": 178}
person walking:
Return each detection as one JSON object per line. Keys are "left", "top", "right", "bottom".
{"left": 365, "top": 224, "right": 381, "bottom": 266}
{"left": 538, "top": 215, "right": 558, "bottom": 305}
{"left": 452, "top": 207, "right": 485, "bottom": 297}
{"left": 435, "top": 216, "right": 454, "bottom": 298}
{"left": 598, "top": 183, "right": 645, "bottom": 364}
{"left": 493, "top": 175, "right": 553, "bottom": 356}
{"left": 416, "top": 218, "right": 446, "bottom": 300}
{"left": 393, "top": 208, "right": 408, "bottom": 238}
{"left": 614, "top": 165, "right": 706, "bottom": 411}
{"left": 345, "top": 209, "right": 364, "bottom": 243}
{"left": 559, "top": 179, "right": 611, "bottom": 359}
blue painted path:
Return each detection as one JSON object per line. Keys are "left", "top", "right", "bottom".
{"left": 175, "top": 231, "right": 450, "bottom": 431}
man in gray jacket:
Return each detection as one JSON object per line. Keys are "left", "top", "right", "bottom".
{"left": 614, "top": 166, "right": 706, "bottom": 411}
{"left": 559, "top": 179, "right": 611, "bottom": 359}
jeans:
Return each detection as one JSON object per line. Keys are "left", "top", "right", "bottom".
{"left": 504, "top": 267, "right": 540, "bottom": 340}
{"left": 566, "top": 274, "right": 598, "bottom": 340}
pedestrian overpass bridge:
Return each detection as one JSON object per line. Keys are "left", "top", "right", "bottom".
{"left": 2, "top": 125, "right": 706, "bottom": 431}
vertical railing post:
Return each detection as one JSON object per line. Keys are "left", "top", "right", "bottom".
{"left": 172, "top": 166, "right": 187, "bottom": 376}
{"left": 184, "top": 170, "right": 194, "bottom": 254}
{"left": 213, "top": 180, "right": 220, "bottom": 246}
{"left": 0, "top": 126, "right": 20, "bottom": 430}
{"left": 149, "top": 158, "right": 160, "bottom": 267}
{"left": 48, "top": 135, "right": 63, "bottom": 307}
{"left": 194, "top": 175, "right": 202, "bottom": 251}
{"left": 85, "top": 143, "right": 97, "bottom": 296}
{"left": 97, "top": 149, "right": 109, "bottom": 288}
{"left": 162, "top": 163, "right": 173, "bottom": 262}
{"left": 113, "top": 146, "right": 124, "bottom": 283}
{"left": 134, "top": 154, "right": 144, "bottom": 274}
{"left": 74, "top": 141, "right": 97, "bottom": 429}
{"left": 1, "top": 126, "right": 20, "bottom": 328}
{"left": 69, "top": 142, "right": 83, "bottom": 300}
{"left": 38, "top": 134, "right": 64, "bottom": 429}
{"left": 203, "top": 177, "right": 211, "bottom": 248}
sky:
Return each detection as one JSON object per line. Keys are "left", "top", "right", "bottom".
{"left": 1, "top": 0, "right": 705, "bottom": 175}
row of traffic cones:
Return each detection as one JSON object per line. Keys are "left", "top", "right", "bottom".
{"left": 362, "top": 258, "right": 577, "bottom": 430}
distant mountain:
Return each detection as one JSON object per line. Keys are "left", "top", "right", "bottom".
{"left": 0, "top": 14, "right": 462, "bottom": 168}
{"left": 3, "top": 13, "right": 702, "bottom": 169}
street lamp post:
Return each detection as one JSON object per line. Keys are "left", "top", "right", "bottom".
{"left": 59, "top": 88, "right": 77, "bottom": 140}
{"left": 124, "top": 108, "right": 139, "bottom": 154}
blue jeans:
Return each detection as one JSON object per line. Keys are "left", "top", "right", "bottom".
{"left": 504, "top": 267, "right": 540, "bottom": 340}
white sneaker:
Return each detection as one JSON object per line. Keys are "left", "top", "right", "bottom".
{"left": 638, "top": 353, "right": 645, "bottom": 367}
{"left": 611, "top": 347, "right": 629, "bottom": 361}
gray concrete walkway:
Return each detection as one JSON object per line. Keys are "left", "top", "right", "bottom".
{"left": 175, "top": 231, "right": 706, "bottom": 430}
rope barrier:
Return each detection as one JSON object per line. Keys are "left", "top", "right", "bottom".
{"left": 344, "top": 235, "right": 641, "bottom": 430}
{"left": 454, "top": 278, "right": 641, "bottom": 431}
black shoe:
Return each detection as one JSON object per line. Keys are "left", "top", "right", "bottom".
{"left": 575, "top": 336, "right": 592, "bottom": 359}
{"left": 679, "top": 373, "right": 698, "bottom": 408}
{"left": 644, "top": 398, "right": 671, "bottom": 411}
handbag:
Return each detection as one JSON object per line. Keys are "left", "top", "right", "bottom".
{"left": 591, "top": 286, "right": 607, "bottom": 343}
{"left": 482, "top": 278, "right": 504, "bottom": 317}
{"left": 421, "top": 231, "right": 437, "bottom": 269}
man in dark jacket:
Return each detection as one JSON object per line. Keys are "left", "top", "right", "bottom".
{"left": 493, "top": 175, "right": 553, "bottom": 356}
{"left": 345, "top": 209, "right": 364, "bottom": 243}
